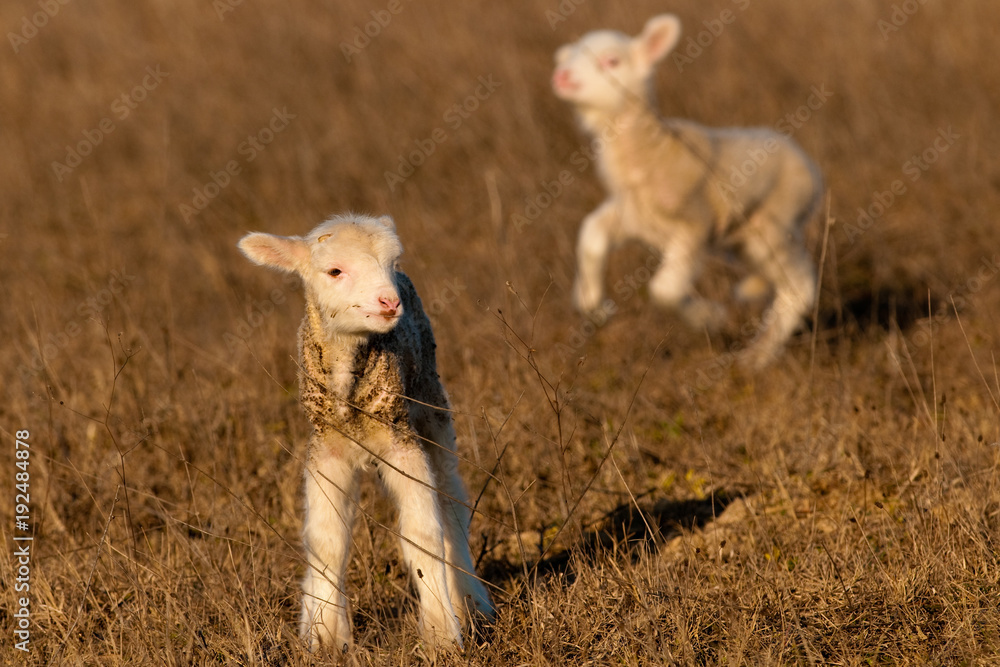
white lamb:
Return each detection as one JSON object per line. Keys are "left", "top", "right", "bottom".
{"left": 237, "top": 214, "right": 494, "bottom": 652}
{"left": 552, "top": 14, "right": 823, "bottom": 368}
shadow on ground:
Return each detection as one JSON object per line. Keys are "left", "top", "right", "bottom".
{"left": 482, "top": 490, "right": 738, "bottom": 584}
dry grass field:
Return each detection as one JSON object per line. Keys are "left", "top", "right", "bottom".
{"left": 2, "top": 0, "right": 1000, "bottom": 664}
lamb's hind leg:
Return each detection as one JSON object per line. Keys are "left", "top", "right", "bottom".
{"left": 300, "top": 443, "right": 361, "bottom": 652}
{"left": 649, "top": 231, "right": 727, "bottom": 331}
{"left": 740, "top": 221, "right": 816, "bottom": 369}
{"left": 423, "top": 418, "right": 494, "bottom": 629}
{"left": 379, "top": 445, "right": 463, "bottom": 647}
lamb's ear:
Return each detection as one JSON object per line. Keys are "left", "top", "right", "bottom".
{"left": 633, "top": 14, "right": 682, "bottom": 69}
{"left": 375, "top": 215, "right": 396, "bottom": 231}
{"left": 237, "top": 232, "right": 309, "bottom": 273}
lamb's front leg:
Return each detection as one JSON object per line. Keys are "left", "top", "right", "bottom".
{"left": 379, "top": 446, "right": 463, "bottom": 648}
{"left": 300, "top": 443, "right": 360, "bottom": 653}
{"left": 649, "top": 231, "right": 727, "bottom": 331}
{"left": 573, "top": 199, "right": 620, "bottom": 316}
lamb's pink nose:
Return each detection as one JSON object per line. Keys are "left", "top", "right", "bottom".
{"left": 552, "top": 68, "right": 572, "bottom": 90}
{"left": 378, "top": 295, "right": 400, "bottom": 316}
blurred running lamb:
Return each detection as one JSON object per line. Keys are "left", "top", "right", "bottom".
{"left": 238, "top": 214, "right": 493, "bottom": 652}
{"left": 552, "top": 14, "right": 823, "bottom": 368}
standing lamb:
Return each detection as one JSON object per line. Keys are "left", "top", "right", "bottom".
{"left": 552, "top": 14, "right": 823, "bottom": 368}
{"left": 237, "top": 214, "right": 494, "bottom": 652}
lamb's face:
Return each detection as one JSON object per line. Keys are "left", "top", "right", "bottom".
{"left": 552, "top": 14, "right": 682, "bottom": 114}
{"left": 237, "top": 214, "right": 405, "bottom": 336}
{"left": 305, "top": 220, "right": 404, "bottom": 336}
{"left": 552, "top": 31, "right": 639, "bottom": 110}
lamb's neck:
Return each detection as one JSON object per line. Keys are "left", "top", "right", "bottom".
{"left": 304, "top": 300, "right": 367, "bottom": 368}
{"left": 299, "top": 300, "right": 370, "bottom": 429}
{"left": 578, "top": 101, "right": 675, "bottom": 187}
{"left": 579, "top": 98, "right": 665, "bottom": 144}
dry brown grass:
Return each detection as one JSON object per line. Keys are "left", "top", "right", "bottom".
{"left": 2, "top": 0, "right": 999, "bottom": 664}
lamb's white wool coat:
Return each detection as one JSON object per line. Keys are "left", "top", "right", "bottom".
{"left": 238, "top": 214, "right": 493, "bottom": 652}
{"left": 553, "top": 14, "right": 823, "bottom": 368}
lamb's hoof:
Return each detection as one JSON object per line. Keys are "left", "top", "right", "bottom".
{"left": 681, "top": 299, "right": 727, "bottom": 332}
{"left": 737, "top": 345, "right": 776, "bottom": 371}
{"left": 572, "top": 293, "right": 602, "bottom": 320}
{"left": 734, "top": 274, "right": 772, "bottom": 303}
{"left": 582, "top": 303, "right": 616, "bottom": 326}
{"left": 574, "top": 293, "right": 615, "bottom": 326}
{"left": 301, "top": 613, "right": 353, "bottom": 655}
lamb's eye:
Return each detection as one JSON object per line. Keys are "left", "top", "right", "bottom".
{"left": 603, "top": 56, "right": 620, "bottom": 68}
{"left": 328, "top": 268, "right": 342, "bottom": 277}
